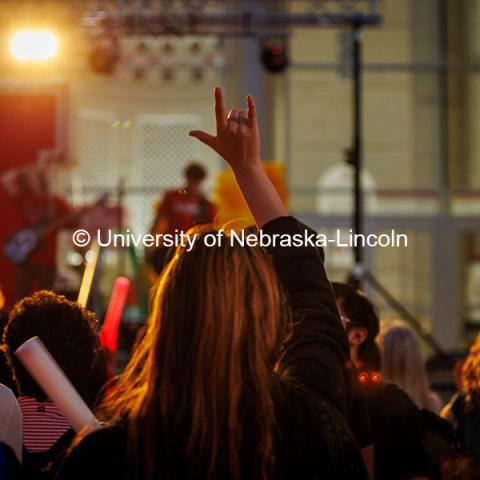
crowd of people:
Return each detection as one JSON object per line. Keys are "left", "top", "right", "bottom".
{"left": 0, "top": 87, "right": 480, "bottom": 479}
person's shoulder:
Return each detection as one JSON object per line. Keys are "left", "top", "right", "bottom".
{"left": 0, "top": 384, "right": 20, "bottom": 413}
{"left": 276, "top": 381, "right": 367, "bottom": 479}
{"left": 367, "top": 381, "right": 423, "bottom": 432}
{"left": 161, "top": 189, "right": 183, "bottom": 205}
{"left": 0, "top": 383, "right": 16, "bottom": 399}
{"left": 78, "top": 423, "right": 126, "bottom": 448}
{"left": 57, "top": 425, "right": 128, "bottom": 479}
{"left": 372, "top": 381, "right": 420, "bottom": 411}
{"left": 67, "top": 424, "right": 127, "bottom": 462}
{"left": 165, "top": 189, "right": 181, "bottom": 198}
{"left": 368, "top": 380, "right": 412, "bottom": 401}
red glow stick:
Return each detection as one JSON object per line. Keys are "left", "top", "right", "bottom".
{"left": 99, "top": 276, "right": 130, "bottom": 353}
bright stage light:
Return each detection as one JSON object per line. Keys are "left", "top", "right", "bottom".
{"left": 9, "top": 30, "right": 58, "bottom": 62}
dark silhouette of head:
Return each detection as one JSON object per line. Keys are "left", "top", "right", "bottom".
{"left": 3, "top": 290, "right": 100, "bottom": 404}
{"left": 332, "top": 282, "right": 380, "bottom": 371}
{"left": 184, "top": 162, "right": 207, "bottom": 194}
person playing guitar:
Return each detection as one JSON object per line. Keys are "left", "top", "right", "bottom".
{"left": 4, "top": 170, "right": 74, "bottom": 300}
{"left": 3, "top": 169, "right": 110, "bottom": 303}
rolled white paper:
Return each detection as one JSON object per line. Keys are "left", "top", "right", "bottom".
{"left": 15, "top": 336, "right": 100, "bottom": 433}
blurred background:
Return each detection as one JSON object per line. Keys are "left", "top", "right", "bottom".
{"left": 0, "top": 0, "right": 479, "bottom": 356}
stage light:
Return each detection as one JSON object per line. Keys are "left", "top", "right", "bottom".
{"left": 9, "top": 30, "right": 58, "bottom": 62}
{"left": 261, "top": 38, "right": 289, "bottom": 73}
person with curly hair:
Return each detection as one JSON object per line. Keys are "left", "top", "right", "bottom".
{"left": 441, "top": 333, "right": 480, "bottom": 456}
{"left": 2, "top": 290, "right": 106, "bottom": 479}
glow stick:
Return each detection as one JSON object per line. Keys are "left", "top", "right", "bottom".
{"left": 77, "top": 240, "right": 100, "bottom": 308}
{"left": 100, "top": 276, "right": 130, "bottom": 352}
{"left": 15, "top": 337, "right": 100, "bottom": 433}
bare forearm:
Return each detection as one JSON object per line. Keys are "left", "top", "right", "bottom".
{"left": 234, "top": 165, "right": 288, "bottom": 228}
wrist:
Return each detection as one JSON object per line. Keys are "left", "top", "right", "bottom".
{"left": 232, "top": 162, "right": 263, "bottom": 179}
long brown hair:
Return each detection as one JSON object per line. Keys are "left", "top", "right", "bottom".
{"left": 98, "top": 226, "right": 289, "bottom": 479}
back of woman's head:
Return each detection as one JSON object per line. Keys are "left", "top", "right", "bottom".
{"left": 378, "top": 321, "right": 433, "bottom": 410}
{"left": 102, "top": 226, "right": 288, "bottom": 480}
{"left": 332, "top": 282, "right": 381, "bottom": 371}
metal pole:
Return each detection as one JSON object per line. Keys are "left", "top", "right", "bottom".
{"left": 352, "top": 23, "right": 363, "bottom": 266}
{"left": 437, "top": 0, "right": 449, "bottom": 213}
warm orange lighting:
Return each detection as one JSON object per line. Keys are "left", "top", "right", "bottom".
{"left": 9, "top": 30, "right": 58, "bottom": 62}
{"left": 358, "top": 371, "right": 382, "bottom": 385}
{"left": 358, "top": 372, "right": 369, "bottom": 384}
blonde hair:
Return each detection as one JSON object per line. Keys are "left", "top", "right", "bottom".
{"left": 378, "top": 321, "right": 438, "bottom": 412}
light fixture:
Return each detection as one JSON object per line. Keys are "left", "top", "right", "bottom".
{"left": 9, "top": 29, "right": 58, "bottom": 62}
{"left": 260, "top": 37, "right": 289, "bottom": 73}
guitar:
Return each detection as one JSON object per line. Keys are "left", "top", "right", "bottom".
{"left": 4, "top": 194, "right": 108, "bottom": 265}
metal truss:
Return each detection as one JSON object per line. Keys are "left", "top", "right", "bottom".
{"left": 74, "top": 1, "right": 381, "bottom": 36}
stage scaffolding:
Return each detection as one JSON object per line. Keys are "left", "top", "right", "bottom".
{"left": 4, "top": 0, "right": 479, "bottom": 353}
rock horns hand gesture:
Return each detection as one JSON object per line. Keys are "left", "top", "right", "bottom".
{"left": 189, "top": 87, "right": 261, "bottom": 172}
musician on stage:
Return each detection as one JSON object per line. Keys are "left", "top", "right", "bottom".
{"left": 6, "top": 169, "right": 74, "bottom": 300}
{"left": 146, "top": 162, "right": 216, "bottom": 274}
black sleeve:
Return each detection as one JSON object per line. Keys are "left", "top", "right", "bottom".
{"left": 368, "top": 383, "right": 428, "bottom": 479}
{"left": 262, "top": 216, "right": 352, "bottom": 415}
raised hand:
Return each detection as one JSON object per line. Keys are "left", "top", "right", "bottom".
{"left": 189, "top": 86, "right": 286, "bottom": 227}
{"left": 189, "top": 87, "right": 261, "bottom": 173}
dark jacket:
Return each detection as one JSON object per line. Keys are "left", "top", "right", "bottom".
{"left": 364, "top": 381, "right": 455, "bottom": 480}
{"left": 56, "top": 216, "right": 365, "bottom": 480}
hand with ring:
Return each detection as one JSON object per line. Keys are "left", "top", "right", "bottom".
{"left": 189, "top": 87, "right": 261, "bottom": 173}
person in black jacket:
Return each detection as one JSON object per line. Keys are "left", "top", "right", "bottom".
{"left": 56, "top": 87, "right": 366, "bottom": 480}
{"left": 333, "top": 282, "right": 450, "bottom": 480}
